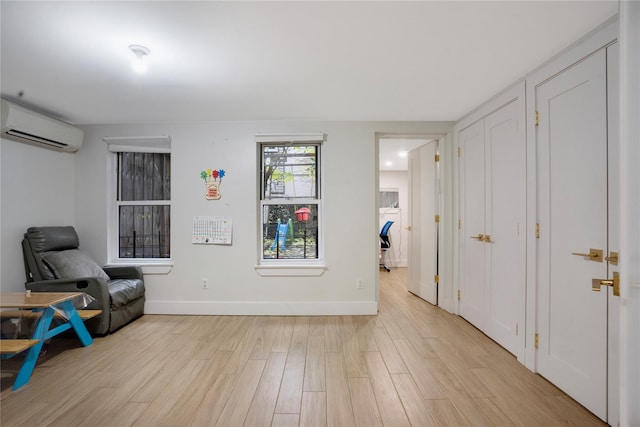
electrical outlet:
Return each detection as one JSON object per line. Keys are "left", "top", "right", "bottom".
{"left": 356, "top": 278, "right": 364, "bottom": 289}
{"left": 202, "top": 278, "right": 209, "bottom": 289}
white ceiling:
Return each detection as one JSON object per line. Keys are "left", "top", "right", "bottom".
{"left": 0, "top": 1, "right": 617, "bottom": 125}
{"left": 379, "top": 138, "right": 431, "bottom": 171}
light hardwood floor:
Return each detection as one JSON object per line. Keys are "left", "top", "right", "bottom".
{"left": 1, "top": 269, "right": 605, "bottom": 426}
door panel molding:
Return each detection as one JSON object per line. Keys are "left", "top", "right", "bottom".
{"left": 454, "top": 82, "right": 526, "bottom": 361}
{"left": 525, "top": 19, "right": 618, "bottom": 423}
{"left": 535, "top": 47, "right": 610, "bottom": 422}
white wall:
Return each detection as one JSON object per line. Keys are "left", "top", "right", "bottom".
{"left": 0, "top": 138, "right": 76, "bottom": 292}
{"left": 73, "top": 120, "right": 452, "bottom": 315}
{"left": 379, "top": 170, "right": 408, "bottom": 268}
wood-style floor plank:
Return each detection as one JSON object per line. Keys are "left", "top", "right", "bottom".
{"left": 0, "top": 268, "right": 606, "bottom": 427}
{"left": 244, "top": 352, "right": 287, "bottom": 427}
{"left": 215, "top": 358, "right": 266, "bottom": 427}
{"left": 274, "top": 343, "right": 306, "bottom": 414}
{"left": 300, "top": 391, "right": 326, "bottom": 427}
{"left": 325, "top": 352, "right": 355, "bottom": 427}
{"left": 348, "top": 377, "right": 383, "bottom": 427}
{"left": 303, "top": 335, "right": 325, "bottom": 392}
{"left": 270, "top": 413, "right": 299, "bottom": 427}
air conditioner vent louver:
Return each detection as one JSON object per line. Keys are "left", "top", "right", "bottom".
{"left": 1, "top": 99, "right": 83, "bottom": 152}
{"left": 6, "top": 129, "right": 70, "bottom": 148}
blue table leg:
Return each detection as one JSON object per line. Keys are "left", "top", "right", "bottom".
{"left": 12, "top": 307, "right": 54, "bottom": 390}
{"left": 58, "top": 300, "right": 93, "bottom": 346}
{"left": 11, "top": 301, "right": 95, "bottom": 390}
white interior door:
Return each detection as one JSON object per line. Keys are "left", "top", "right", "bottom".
{"left": 536, "top": 48, "right": 610, "bottom": 421}
{"left": 458, "top": 101, "right": 525, "bottom": 356}
{"left": 407, "top": 142, "right": 438, "bottom": 304}
{"left": 459, "top": 121, "right": 486, "bottom": 329}
{"left": 484, "top": 100, "right": 525, "bottom": 355}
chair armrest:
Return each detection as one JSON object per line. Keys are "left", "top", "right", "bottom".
{"left": 25, "top": 278, "right": 110, "bottom": 310}
{"left": 102, "top": 265, "right": 143, "bottom": 281}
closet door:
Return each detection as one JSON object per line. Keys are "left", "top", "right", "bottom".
{"left": 459, "top": 98, "right": 525, "bottom": 356}
{"left": 484, "top": 100, "right": 525, "bottom": 355}
{"left": 536, "top": 47, "right": 612, "bottom": 422}
{"left": 459, "top": 120, "right": 487, "bottom": 330}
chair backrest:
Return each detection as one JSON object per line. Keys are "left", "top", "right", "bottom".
{"left": 379, "top": 221, "right": 394, "bottom": 249}
{"left": 22, "top": 226, "right": 79, "bottom": 282}
{"left": 380, "top": 221, "right": 394, "bottom": 238}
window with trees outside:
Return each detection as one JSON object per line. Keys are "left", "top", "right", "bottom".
{"left": 117, "top": 152, "right": 171, "bottom": 259}
{"left": 260, "top": 142, "right": 321, "bottom": 261}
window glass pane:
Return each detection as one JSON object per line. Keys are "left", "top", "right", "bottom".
{"left": 262, "top": 204, "right": 318, "bottom": 259}
{"left": 262, "top": 145, "right": 317, "bottom": 200}
{"left": 380, "top": 190, "right": 399, "bottom": 208}
{"left": 118, "top": 205, "right": 170, "bottom": 258}
{"left": 119, "top": 152, "right": 171, "bottom": 201}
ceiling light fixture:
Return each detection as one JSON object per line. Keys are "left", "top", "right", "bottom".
{"left": 398, "top": 151, "right": 408, "bottom": 157}
{"left": 129, "top": 44, "right": 150, "bottom": 74}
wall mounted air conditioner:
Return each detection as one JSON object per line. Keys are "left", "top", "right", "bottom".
{"left": 0, "top": 99, "right": 83, "bottom": 152}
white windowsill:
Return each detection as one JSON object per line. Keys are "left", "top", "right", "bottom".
{"left": 255, "top": 264, "right": 327, "bottom": 277}
{"left": 105, "top": 261, "right": 173, "bottom": 275}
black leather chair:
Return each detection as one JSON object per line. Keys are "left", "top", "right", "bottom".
{"left": 22, "top": 226, "right": 145, "bottom": 335}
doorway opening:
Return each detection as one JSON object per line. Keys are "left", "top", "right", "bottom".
{"left": 377, "top": 135, "right": 440, "bottom": 306}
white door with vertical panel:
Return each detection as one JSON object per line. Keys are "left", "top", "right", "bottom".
{"left": 484, "top": 100, "right": 525, "bottom": 356}
{"left": 536, "top": 48, "right": 610, "bottom": 421}
{"left": 459, "top": 121, "right": 486, "bottom": 330}
{"left": 407, "top": 141, "right": 438, "bottom": 304}
{"left": 458, "top": 99, "right": 525, "bottom": 356}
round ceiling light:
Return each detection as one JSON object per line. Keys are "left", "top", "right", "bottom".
{"left": 129, "top": 44, "right": 150, "bottom": 73}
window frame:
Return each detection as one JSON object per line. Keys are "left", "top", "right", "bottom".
{"left": 104, "top": 136, "right": 173, "bottom": 273}
{"left": 256, "top": 133, "right": 326, "bottom": 275}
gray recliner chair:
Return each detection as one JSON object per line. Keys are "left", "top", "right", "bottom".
{"left": 22, "top": 226, "right": 145, "bottom": 335}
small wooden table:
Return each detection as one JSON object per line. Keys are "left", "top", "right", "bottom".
{"left": 0, "top": 292, "right": 96, "bottom": 390}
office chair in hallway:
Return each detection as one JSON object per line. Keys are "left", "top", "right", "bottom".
{"left": 379, "top": 221, "right": 394, "bottom": 272}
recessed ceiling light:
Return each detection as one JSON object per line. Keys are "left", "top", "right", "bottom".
{"left": 398, "top": 151, "right": 408, "bottom": 157}
{"left": 129, "top": 44, "right": 150, "bottom": 74}
{"left": 385, "top": 161, "right": 393, "bottom": 167}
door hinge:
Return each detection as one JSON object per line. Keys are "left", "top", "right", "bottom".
{"left": 434, "top": 154, "right": 440, "bottom": 162}
{"left": 516, "top": 323, "right": 519, "bottom": 336}
{"left": 434, "top": 275, "right": 439, "bottom": 283}
{"left": 535, "top": 111, "right": 540, "bottom": 126}
{"left": 457, "top": 147, "right": 461, "bottom": 157}
{"left": 534, "top": 333, "right": 539, "bottom": 349}
{"left": 536, "top": 223, "right": 540, "bottom": 239}
{"left": 458, "top": 219, "right": 462, "bottom": 230}
{"left": 457, "top": 290, "right": 461, "bottom": 301}
{"left": 435, "top": 215, "right": 440, "bottom": 223}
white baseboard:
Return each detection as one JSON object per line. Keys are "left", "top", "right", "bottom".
{"left": 382, "top": 259, "right": 407, "bottom": 268}
{"left": 144, "top": 300, "right": 378, "bottom": 316}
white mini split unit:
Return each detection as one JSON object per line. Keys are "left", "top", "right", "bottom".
{"left": 0, "top": 99, "right": 83, "bottom": 152}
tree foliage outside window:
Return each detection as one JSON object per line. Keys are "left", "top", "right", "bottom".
{"left": 117, "top": 152, "right": 171, "bottom": 259}
{"left": 261, "top": 144, "right": 320, "bottom": 260}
